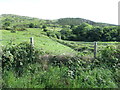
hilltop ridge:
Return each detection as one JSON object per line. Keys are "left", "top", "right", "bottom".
{"left": 1, "top": 14, "right": 117, "bottom": 27}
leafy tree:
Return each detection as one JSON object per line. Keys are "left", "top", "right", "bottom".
{"left": 29, "top": 23, "right": 35, "bottom": 28}
{"left": 60, "top": 28, "right": 72, "bottom": 40}
{"left": 87, "top": 26, "right": 103, "bottom": 41}
{"left": 4, "top": 21, "right": 11, "bottom": 27}
{"left": 2, "top": 21, "right": 11, "bottom": 29}
{"left": 102, "top": 27, "right": 114, "bottom": 41}
{"left": 42, "top": 25, "right": 47, "bottom": 29}
{"left": 72, "top": 23, "right": 92, "bottom": 41}
{"left": 43, "top": 29, "right": 48, "bottom": 32}
{"left": 46, "top": 31, "right": 57, "bottom": 38}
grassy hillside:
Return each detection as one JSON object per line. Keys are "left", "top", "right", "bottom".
{"left": 57, "top": 18, "right": 117, "bottom": 26}
{"left": 1, "top": 28, "right": 77, "bottom": 55}
{"left": 1, "top": 14, "right": 116, "bottom": 27}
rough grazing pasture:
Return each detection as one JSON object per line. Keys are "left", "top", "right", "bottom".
{"left": 0, "top": 28, "right": 77, "bottom": 55}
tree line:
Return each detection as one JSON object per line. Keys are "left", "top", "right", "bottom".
{"left": 59, "top": 23, "right": 120, "bottom": 41}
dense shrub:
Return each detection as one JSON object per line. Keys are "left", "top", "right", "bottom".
{"left": 100, "top": 45, "right": 120, "bottom": 69}
{"left": 98, "top": 45, "right": 120, "bottom": 87}
{"left": 2, "top": 42, "right": 44, "bottom": 75}
{"left": 11, "top": 30, "right": 16, "bottom": 33}
{"left": 5, "top": 27, "right": 13, "bottom": 30}
{"left": 16, "top": 27, "right": 27, "bottom": 31}
{"left": 46, "top": 31, "right": 57, "bottom": 38}
{"left": 46, "top": 31, "right": 61, "bottom": 39}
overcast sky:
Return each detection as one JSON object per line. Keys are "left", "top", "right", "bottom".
{"left": 0, "top": 0, "right": 119, "bottom": 25}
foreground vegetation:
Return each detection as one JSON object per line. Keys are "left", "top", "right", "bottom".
{"left": 2, "top": 42, "right": 120, "bottom": 88}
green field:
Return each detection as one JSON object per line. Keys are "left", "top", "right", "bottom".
{"left": 1, "top": 28, "right": 119, "bottom": 56}
{"left": 1, "top": 28, "right": 77, "bottom": 55}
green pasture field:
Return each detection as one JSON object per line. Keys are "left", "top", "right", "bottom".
{"left": 0, "top": 28, "right": 77, "bottom": 55}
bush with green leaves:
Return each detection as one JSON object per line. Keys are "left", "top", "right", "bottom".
{"left": 46, "top": 31, "right": 61, "bottom": 39}
{"left": 2, "top": 42, "right": 44, "bottom": 75}
{"left": 100, "top": 45, "right": 120, "bottom": 69}
{"left": 46, "top": 31, "right": 57, "bottom": 38}
{"left": 11, "top": 30, "right": 16, "bottom": 33}
{"left": 98, "top": 45, "right": 120, "bottom": 87}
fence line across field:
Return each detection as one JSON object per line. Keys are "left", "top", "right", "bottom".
{"left": 0, "top": 37, "right": 119, "bottom": 59}
{"left": 0, "top": 38, "right": 119, "bottom": 44}
{"left": 0, "top": 37, "right": 119, "bottom": 47}
{"left": 0, "top": 37, "right": 31, "bottom": 41}
{"left": 28, "top": 38, "right": 118, "bottom": 59}
{"left": 29, "top": 37, "right": 98, "bottom": 59}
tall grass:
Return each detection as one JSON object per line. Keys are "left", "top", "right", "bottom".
{"left": 3, "top": 65, "right": 118, "bottom": 88}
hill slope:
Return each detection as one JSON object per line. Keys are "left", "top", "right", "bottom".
{"left": 0, "top": 14, "right": 117, "bottom": 27}
{"left": 1, "top": 28, "right": 77, "bottom": 55}
{"left": 57, "top": 18, "right": 116, "bottom": 26}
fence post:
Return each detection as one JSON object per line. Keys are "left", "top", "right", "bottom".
{"left": 59, "top": 35, "right": 61, "bottom": 39}
{"left": 30, "top": 37, "right": 34, "bottom": 62}
{"left": 30, "top": 37, "right": 34, "bottom": 47}
{"left": 94, "top": 42, "right": 97, "bottom": 59}
{"left": 0, "top": 45, "right": 2, "bottom": 89}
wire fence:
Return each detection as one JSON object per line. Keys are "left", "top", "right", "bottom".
{"left": 0, "top": 37, "right": 120, "bottom": 59}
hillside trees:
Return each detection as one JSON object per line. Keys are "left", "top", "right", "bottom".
{"left": 117, "top": 26, "right": 120, "bottom": 41}
{"left": 29, "top": 23, "right": 35, "bottom": 28}
{"left": 59, "top": 23, "right": 119, "bottom": 42}
{"left": 60, "top": 28, "right": 72, "bottom": 40}
{"left": 101, "top": 26, "right": 118, "bottom": 41}
{"left": 72, "top": 23, "right": 93, "bottom": 41}
{"left": 2, "top": 21, "right": 11, "bottom": 30}
{"left": 87, "top": 26, "right": 103, "bottom": 41}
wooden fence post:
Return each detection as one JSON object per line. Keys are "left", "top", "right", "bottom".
{"left": 0, "top": 45, "right": 2, "bottom": 90}
{"left": 30, "top": 37, "right": 34, "bottom": 62}
{"left": 59, "top": 35, "right": 61, "bottom": 39}
{"left": 30, "top": 37, "right": 34, "bottom": 47}
{"left": 94, "top": 42, "right": 97, "bottom": 59}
